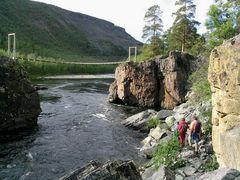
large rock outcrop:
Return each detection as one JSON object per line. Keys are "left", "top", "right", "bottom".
{"left": 0, "top": 57, "right": 41, "bottom": 134}
{"left": 109, "top": 52, "right": 197, "bottom": 109}
{"left": 208, "top": 34, "right": 240, "bottom": 170}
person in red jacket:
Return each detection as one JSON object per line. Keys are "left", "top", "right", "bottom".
{"left": 177, "top": 118, "right": 188, "bottom": 148}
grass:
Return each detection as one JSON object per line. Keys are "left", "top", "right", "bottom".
{"left": 19, "top": 59, "right": 117, "bottom": 77}
{"left": 202, "top": 155, "right": 219, "bottom": 172}
{"left": 0, "top": 49, "right": 117, "bottom": 78}
{"left": 152, "top": 136, "right": 184, "bottom": 170}
{"left": 147, "top": 117, "right": 160, "bottom": 129}
{"left": 201, "top": 106, "right": 213, "bottom": 135}
{"left": 188, "top": 63, "right": 211, "bottom": 104}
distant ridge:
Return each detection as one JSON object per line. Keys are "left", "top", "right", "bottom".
{"left": 0, "top": 0, "right": 142, "bottom": 62}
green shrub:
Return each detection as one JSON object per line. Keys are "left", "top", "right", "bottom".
{"left": 170, "top": 158, "right": 186, "bottom": 170}
{"left": 201, "top": 107, "right": 213, "bottom": 135}
{"left": 147, "top": 117, "right": 160, "bottom": 129}
{"left": 188, "top": 63, "right": 211, "bottom": 104}
{"left": 153, "top": 136, "right": 182, "bottom": 170}
{"left": 0, "top": 49, "right": 8, "bottom": 56}
{"left": 137, "top": 45, "right": 155, "bottom": 62}
{"left": 188, "top": 62, "right": 213, "bottom": 136}
{"left": 202, "top": 155, "right": 219, "bottom": 172}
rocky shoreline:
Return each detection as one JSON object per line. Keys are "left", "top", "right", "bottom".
{"left": 60, "top": 102, "right": 240, "bottom": 180}
{"left": 61, "top": 35, "right": 240, "bottom": 179}
{"left": 0, "top": 57, "right": 41, "bottom": 141}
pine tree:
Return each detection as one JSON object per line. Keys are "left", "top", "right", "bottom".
{"left": 168, "top": 0, "right": 200, "bottom": 53}
{"left": 142, "top": 5, "right": 164, "bottom": 56}
{"left": 205, "top": 0, "right": 239, "bottom": 48}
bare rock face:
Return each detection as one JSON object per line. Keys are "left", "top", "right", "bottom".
{"left": 109, "top": 52, "right": 196, "bottom": 109}
{"left": 110, "top": 60, "right": 160, "bottom": 107}
{"left": 0, "top": 57, "right": 41, "bottom": 135}
{"left": 208, "top": 34, "right": 240, "bottom": 170}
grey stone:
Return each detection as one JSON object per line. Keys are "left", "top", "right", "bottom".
{"left": 186, "top": 168, "right": 240, "bottom": 180}
{"left": 159, "top": 123, "right": 170, "bottom": 131}
{"left": 179, "top": 150, "right": 195, "bottom": 159}
{"left": 222, "top": 169, "right": 240, "bottom": 180}
{"left": 141, "top": 166, "right": 156, "bottom": 180}
{"left": 60, "top": 160, "right": 142, "bottom": 180}
{"left": 175, "top": 174, "right": 185, "bottom": 180}
{"left": 122, "top": 109, "right": 157, "bottom": 132}
{"left": 142, "top": 166, "right": 175, "bottom": 180}
{"left": 140, "top": 132, "right": 171, "bottom": 158}
{"left": 191, "top": 159, "right": 202, "bottom": 170}
{"left": 165, "top": 116, "right": 176, "bottom": 128}
{"left": 175, "top": 169, "right": 186, "bottom": 177}
{"left": 200, "top": 153, "right": 208, "bottom": 160}
{"left": 183, "top": 166, "right": 197, "bottom": 176}
{"left": 148, "top": 126, "right": 167, "bottom": 141}
{"left": 156, "top": 110, "right": 174, "bottom": 120}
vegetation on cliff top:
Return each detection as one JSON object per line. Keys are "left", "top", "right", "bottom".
{"left": 205, "top": 0, "right": 240, "bottom": 49}
{"left": 137, "top": 0, "right": 239, "bottom": 61}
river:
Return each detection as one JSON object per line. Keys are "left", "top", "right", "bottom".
{"left": 0, "top": 79, "right": 146, "bottom": 180}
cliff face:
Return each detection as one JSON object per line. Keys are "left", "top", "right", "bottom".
{"left": 0, "top": 57, "right": 41, "bottom": 134}
{"left": 208, "top": 34, "right": 240, "bottom": 170}
{"left": 109, "top": 52, "right": 196, "bottom": 109}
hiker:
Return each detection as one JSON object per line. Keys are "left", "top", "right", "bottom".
{"left": 177, "top": 118, "right": 188, "bottom": 148}
{"left": 189, "top": 116, "right": 202, "bottom": 153}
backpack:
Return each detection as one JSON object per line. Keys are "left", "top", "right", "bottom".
{"left": 181, "top": 123, "right": 188, "bottom": 133}
{"left": 194, "top": 121, "right": 202, "bottom": 133}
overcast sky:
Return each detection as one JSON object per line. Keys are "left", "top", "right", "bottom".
{"left": 33, "top": 0, "right": 214, "bottom": 42}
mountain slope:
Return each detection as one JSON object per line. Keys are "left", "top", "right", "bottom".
{"left": 0, "top": 0, "right": 141, "bottom": 62}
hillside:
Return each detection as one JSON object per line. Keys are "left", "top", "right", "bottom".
{"left": 0, "top": 0, "right": 141, "bottom": 62}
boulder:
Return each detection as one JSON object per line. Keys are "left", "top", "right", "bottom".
{"left": 109, "top": 60, "right": 160, "bottom": 107}
{"left": 208, "top": 34, "right": 240, "bottom": 170}
{"left": 140, "top": 131, "right": 172, "bottom": 158}
{"left": 148, "top": 125, "right": 168, "bottom": 140}
{"left": 0, "top": 57, "right": 41, "bottom": 136}
{"left": 140, "top": 125, "right": 168, "bottom": 146}
{"left": 60, "top": 160, "right": 142, "bottom": 180}
{"left": 186, "top": 168, "right": 240, "bottom": 180}
{"left": 109, "top": 51, "right": 197, "bottom": 109}
{"left": 142, "top": 166, "right": 175, "bottom": 180}
{"left": 179, "top": 150, "right": 195, "bottom": 159}
{"left": 122, "top": 109, "right": 157, "bottom": 132}
{"left": 155, "top": 110, "right": 174, "bottom": 120}
{"left": 173, "top": 103, "right": 195, "bottom": 122}
{"left": 180, "top": 166, "right": 197, "bottom": 176}
{"left": 165, "top": 116, "right": 176, "bottom": 128}
{"left": 108, "top": 80, "right": 123, "bottom": 104}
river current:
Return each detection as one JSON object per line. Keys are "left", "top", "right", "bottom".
{"left": 0, "top": 79, "right": 146, "bottom": 180}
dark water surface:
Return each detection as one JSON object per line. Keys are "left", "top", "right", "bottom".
{"left": 0, "top": 79, "right": 146, "bottom": 180}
